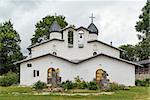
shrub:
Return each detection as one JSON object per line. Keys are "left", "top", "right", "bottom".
{"left": 0, "top": 72, "right": 19, "bottom": 86}
{"left": 135, "top": 79, "right": 150, "bottom": 87}
{"left": 76, "top": 81, "right": 88, "bottom": 89}
{"left": 61, "top": 80, "right": 74, "bottom": 90}
{"left": 87, "top": 81, "right": 98, "bottom": 90}
{"left": 33, "top": 81, "right": 47, "bottom": 90}
{"left": 74, "top": 76, "right": 88, "bottom": 89}
{"left": 107, "top": 82, "right": 126, "bottom": 91}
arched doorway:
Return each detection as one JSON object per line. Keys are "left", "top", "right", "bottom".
{"left": 96, "top": 68, "right": 109, "bottom": 89}
{"left": 47, "top": 68, "right": 61, "bottom": 86}
{"left": 96, "top": 69, "right": 104, "bottom": 82}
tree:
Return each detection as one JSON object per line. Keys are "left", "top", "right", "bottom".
{"left": 135, "top": 0, "right": 150, "bottom": 60}
{"left": 135, "top": 0, "right": 150, "bottom": 40}
{"left": 119, "top": 45, "right": 137, "bottom": 61}
{"left": 120, "top": 1, "right": 150, "bottom": 61}
{"left": 0, "top": 21, "right": 23, "bottom": 75}
{"left": 31, "top": 15, "right": 68, "bottom": 44}
{"left": 135, "top": 36, "right": 150, "bottom": 60}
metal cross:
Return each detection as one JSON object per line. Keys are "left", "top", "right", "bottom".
{"left": 89, "top": 13, "right": 95, "bottom": 23}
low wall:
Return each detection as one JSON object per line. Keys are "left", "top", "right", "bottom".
{"left": 135, "top": 74, "right": 150, "bottom": 80}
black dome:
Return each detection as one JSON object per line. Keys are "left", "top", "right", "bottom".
{"left": 49, "top": 21, "right": 61, "bottom": 32}
{"left": 87, "top": 23, "right": 98, "bottom": 35}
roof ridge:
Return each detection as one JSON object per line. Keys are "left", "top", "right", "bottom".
{"left": 15, "top": 52, "right": 142, "bottom": 67}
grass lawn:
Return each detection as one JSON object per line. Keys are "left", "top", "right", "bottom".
{"left": 0, "top": 86, "right": 149, "bottom": 100}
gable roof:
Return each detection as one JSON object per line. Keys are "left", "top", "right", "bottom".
{"left": 15, "top": 53, "right": 142, "bottom": 67}
{"left": 28, "top": 39, "right": 64, "bottom": 49}
{"left": 61, "top": 26, "right": 90, "bottom": 32}
{"left": 88, "top": 40, "right": 124, "bottom": 52}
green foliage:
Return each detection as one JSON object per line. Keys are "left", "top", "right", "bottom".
{"left": 120, "top": 1, "right": 150, "bottom": 61}
{"left": 135, "top": 37, "right": 150, "bottom": 60}
{"left": 31, "top": 15, "right": 68, "bottom": 44}
{"left": 135, "top": 78, "right": 150, "bottom": 87}
{"left": 61, "top": 76, "right": 88, "bottom": 90}
{"left": 0, "top": 86, "right": 149, "bottom": 100}
{"left": 107, "top": 82, "right": 126, "bottom": 92}
{"left": 87, "top": 81, "right": 98, "bottom": 90}
{"left": 78, "top": 81, "right": 88, "bottom": 89}
{"left": 33, "top": 81, "right": 47, "bottom": 90}
{"left": 119, "top": 45, "right": 137, "bottom": 61}
{"left": 120, "top": 37, "right": 150, "bottom": 61}
{"left": 0, "top": 72, "right": 19, "bottom": 86}
{"left": 135, "top": 1, "right": 150, "bottom": 40}
{"left": 0, "top": 86, "right": 33, "bottom": 94}
{"left": 61, "top": 80, "right": 74, "bottom": 90}
{"left": 0, "top": 20, "right": 23, "bottom": 74}
{"left": 74, "top": 76, "right": 88, "bottom": 89}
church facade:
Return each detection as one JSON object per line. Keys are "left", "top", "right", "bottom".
{"left": 16, "top": 17, "right": 142, "bottom": 86}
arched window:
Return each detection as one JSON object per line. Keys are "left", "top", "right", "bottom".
{"left": 93, "top": 52, "right": 97, "bottom": 56}
{"left": 78, "top": 30, "right": 84, "bottom": 48}
{"left": 68, "top": 31, "right": 73, "bottom": 48}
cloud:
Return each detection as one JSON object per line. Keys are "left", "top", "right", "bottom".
{"left": 0, "top": 0, "right": 147, "bottom": 55}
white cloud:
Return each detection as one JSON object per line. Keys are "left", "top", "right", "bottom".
{"left": 0, "top": 0, "right": 147, "bottom": 55}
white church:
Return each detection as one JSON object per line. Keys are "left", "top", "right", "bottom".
{"left": 16, "top": 15, "right": 142, "bottom": 86}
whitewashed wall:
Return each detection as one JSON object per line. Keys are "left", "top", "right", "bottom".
{"left": 20, "top": 55, "right": 135, "bottom": 86}
{"left": 50, "top": 32, "right": 62, "bottom": 40}
{"left": 31, "top": 28, "right": 120, "bottom": 60}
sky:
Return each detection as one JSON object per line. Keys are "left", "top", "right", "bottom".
{"left": 0, "top": 0, "right": 147, "bottom": 56}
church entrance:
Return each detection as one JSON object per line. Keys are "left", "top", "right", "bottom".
{"left": 96, "top": 69, "right": 104, "bottom": 82}
{"left": 47, "top": 68, "right": 61, "bottom": 86}
{"left": 96, "top": 68, "right": 110, "bottom": 90}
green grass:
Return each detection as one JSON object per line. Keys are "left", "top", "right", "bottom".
{"left": 0, "top": 86, "right": 149, "bottom": 100}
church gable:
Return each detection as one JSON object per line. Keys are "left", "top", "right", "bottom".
{"left": 18, "top": 14, "right": 142, "bottom": 86}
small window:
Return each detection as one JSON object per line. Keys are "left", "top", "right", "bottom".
{"left": 37, "top": 71, "right": 39, "bottom": 76}
{"left": 52, "top": 52, "right": 57, "bottom": 55}
{"left": 68, "top": 30, "right": 73, "bottom": 48}
{"left": 33, "top": 70, "right": 36, "bottom": 77}
{"left": 33, "top": 70, "right": 39, "bottom": 77}
{"left": 27, "top": 64, "right": 32, "bottom": 67}
{"left": 93, "top": 52, "right": 97, "bottom": 56}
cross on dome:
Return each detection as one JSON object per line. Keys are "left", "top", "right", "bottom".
{"left": 89, "top": 13, "right": 95, "bottom": 23}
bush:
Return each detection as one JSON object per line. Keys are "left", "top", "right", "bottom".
{"left": 135, "top": 79, "right": 150, "bottom": 87}
{"left": 87, "top": 81, "right": 98, "bottom": 90}
{"left": 33, "top": 81, "right": 47, "bottom": 90}
{"left": 78, "top": 81, "right": 88, "bottom": 89}
{"left": 107, "top": 82, "right": 126, "bottom": 91}
{"left": 74, "top": 76, "right": 88, "bottom": 89}
{"left": 0, "top": 72, "right": 19, "bottom": 86}
{"left": 61, "top": 80, "right": 74, "bottom": 90}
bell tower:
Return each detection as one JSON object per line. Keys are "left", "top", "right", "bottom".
{"left": 88, "top": 13, "right": 98, "bottom": 41}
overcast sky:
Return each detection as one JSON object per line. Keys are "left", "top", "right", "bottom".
{"left": 0, "top": 0, "right": 147, "bottom": 56}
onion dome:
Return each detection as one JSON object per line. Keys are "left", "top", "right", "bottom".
{"left": 87, "top": 23, "right": 98, "bottom": 35}
{"left": 49, "top": 21, "right": 61, "bottom": 32}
